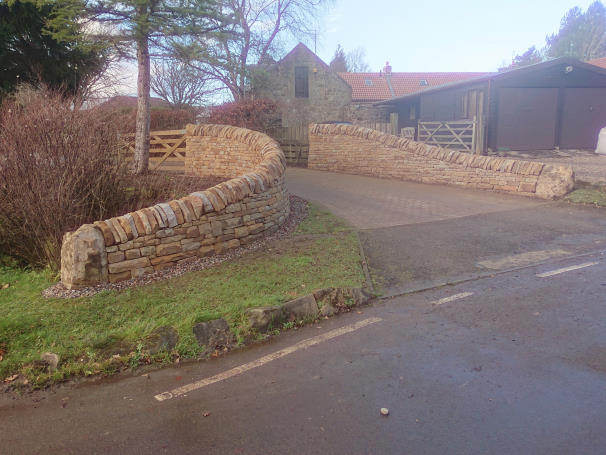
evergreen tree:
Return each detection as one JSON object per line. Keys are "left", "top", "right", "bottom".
{"left": 329, "top": 44, "right": 347, "bottom": 72}
{"left": 0, "top": 1, "right": 102, "bottom": 97}
{"left": 546, "top": 1, "right": 606, "bottom": 60}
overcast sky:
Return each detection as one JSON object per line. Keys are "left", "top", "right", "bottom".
{"left": 117, "top": 0, "right": 596, "bottom": 97}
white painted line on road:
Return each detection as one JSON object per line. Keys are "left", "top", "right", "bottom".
{"left": 154, "top": 317, "right": 383, "bottom": 402}
{"left": 536, "top": 262, "right": 598, "bottom": 278}
{"left": 432, "top": 292, "right": 474, "bottom": 306}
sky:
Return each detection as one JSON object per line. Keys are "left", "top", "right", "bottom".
{"left": 314, "top": 0, "right": 596, "bottom": 72}
{"left": 116, "top": 0, "right": 596, "bottom": 96}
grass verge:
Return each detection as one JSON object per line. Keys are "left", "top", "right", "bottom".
{"left": 0, "top": 203, "right": 364, "bottom": 388}
{"left": 565, "top": 181, "right": 606, "bottom": 207}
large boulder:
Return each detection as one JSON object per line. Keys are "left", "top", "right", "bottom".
{"left": 61, "top": 224, "right": 108, "bottom": 289}
{"left": 535, "top": 164, "right": 575, "bottom": 199}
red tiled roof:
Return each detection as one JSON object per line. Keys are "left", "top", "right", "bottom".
{"left": 338, "top": 72, "right": 490, "bottom": 102}
{"left": 588, "top": 57, "right": 606, "bottom": 69}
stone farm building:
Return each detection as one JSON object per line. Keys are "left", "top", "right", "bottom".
{"left": 252, "top": 43, "right": 486, "bottom": 129}
{"left": 254, "top": 43, "right": 606, "bottom": 154}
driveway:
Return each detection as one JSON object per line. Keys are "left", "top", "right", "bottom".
{"left": 287, "top": 168, "right": 606, "bottom": 295}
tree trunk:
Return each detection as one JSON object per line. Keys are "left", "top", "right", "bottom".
{"left": 134, "top": 36, "right": 151, "bottom": 174}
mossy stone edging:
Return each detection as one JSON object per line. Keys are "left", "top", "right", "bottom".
{"left": 245, "top": 287, "right": 374, "bottom": 333}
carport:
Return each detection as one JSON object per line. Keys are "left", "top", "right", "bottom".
{"left": 381, "top": 58, "right": 606, "bottom": 152}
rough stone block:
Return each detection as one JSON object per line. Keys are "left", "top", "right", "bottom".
{"left": 281, "top": 295, "right": 318, "bottom": 322}
{"left": 61, "top": 225, "right": 108, "bottom": 289}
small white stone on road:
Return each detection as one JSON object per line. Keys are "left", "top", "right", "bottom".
{"left": 380, "top": 408, "right": 389, "bottom": 416}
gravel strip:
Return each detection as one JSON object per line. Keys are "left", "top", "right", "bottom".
{"left": 43, "top": 195, "right": 308, "bottom": 299}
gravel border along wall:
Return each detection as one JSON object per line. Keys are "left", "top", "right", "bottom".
{"left": 308, "top": 123, "right": 575, "bottom": 199}
{"left": 60, "top": 125, "right": 290, "bottom": 290}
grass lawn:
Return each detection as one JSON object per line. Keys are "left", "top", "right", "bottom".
{"left": 565, "top": 181, "right": 606, "bottom": 207}
{"left": 0, "top": 203, "right": 364, "bottom": 388}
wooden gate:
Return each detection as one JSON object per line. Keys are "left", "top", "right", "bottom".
{"left": 267, "top": 125, "right": 309, "bottom": 166}
{"left": 124, "top": 130, "right": 187, "bottom": 172}
{"left": 417, "top": 118, "right": 480, "bottom": 154}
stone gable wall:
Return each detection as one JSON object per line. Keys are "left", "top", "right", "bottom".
{"left": 253, "top": 47, "right": 352, "bottom": 127}
{"left": 308, "top": 124, "right": 574, "bottom": 199}
{"left": 61, "top": 125, "right": 290, "bottom": 290}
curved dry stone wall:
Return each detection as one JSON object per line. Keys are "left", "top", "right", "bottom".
{"left": 308, "top": 124, "right": 574, "bottom": 199}
{"left": 61, "top": 125, "right": 289, "bottom": 290}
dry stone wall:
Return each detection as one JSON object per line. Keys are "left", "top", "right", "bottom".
{"left": 61, "top": 125, "right": 289, "bottom": 290}
{"left": 308, "top": 124, "right": 574, "bottom": 199}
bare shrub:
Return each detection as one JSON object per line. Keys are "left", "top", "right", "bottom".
{"left": 207, "top": 98, "right": 280, "bottom": 133}
{"left": 96, "top": 105, "right": 198, "bottom": 134}
{"left": 0, "top": 88, "right": 128, "bottom": 269}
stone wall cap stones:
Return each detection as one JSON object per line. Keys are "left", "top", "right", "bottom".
{"left": 153, "top": 204, "right": 169, "bottom": 226}
{"left": 178, "top": 199, "right": 196, "bottom": 222}
{"left": 117, "top": 217, "right": 135, "bottom": 241}
{"left": 203, "top": 190, "right": 224, "bottom": 212}
{"left": 148, "top": 206, "right": 166, "bottom": 229}
{"left": 108, "top": 218, "right": 128, "bottom": 243}
{"left": 130, "top": 212, "right": 147, "bottom": 236}
{"left": 168, "top": 201, "right": 185, "bottom": 225}
{"left": 142, "top": 208, "right": 160, "bottom": 233}
{"left": 133, "top": 211, "right": 152, "bottom": 235}
{"left": 94, "top": 221, "right": 115, "bottom": 247}
{"left": 184, "top": 195, "right": 204, "bottom": 218}
{"left": 190, "top": 192, "right": 214, "bottom": 213}
{"left": 123, "top": 214, "right": 139, "bottom": 239}
{"left": 157, "top": 203, "right": 178, "bottom": 228}
{"left": 103, "top": 218, "right": 122, "bottom": 244}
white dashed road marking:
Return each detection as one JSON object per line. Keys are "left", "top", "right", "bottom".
{"left": 154, "top": 317, "right": 383, "bottom": 402}
{"left": 432, "top": 292, "right": 474, "bottom": 305}
{"left": 536, "top": 262, "right": 598, "bottom": 278}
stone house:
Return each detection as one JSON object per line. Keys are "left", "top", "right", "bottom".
{"left": 253, "top": 43, "right": 487, "bottom": 131}
{"left": 252, "top": 43, "right": 352, "bottom": 128}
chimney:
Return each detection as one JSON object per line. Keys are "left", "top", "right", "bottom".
{"left": 382, "top": 61, "right": 395, "bottom": 98}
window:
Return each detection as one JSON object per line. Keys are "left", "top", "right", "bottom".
{"left": 294, "top": 66, "right": 309, "bottom": 98}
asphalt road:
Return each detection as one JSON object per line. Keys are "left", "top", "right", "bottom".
{"left": 3, "top": 252, "right": 606, "bottom": 454}
{"left": 288, "top": 168, "right": 606, "bottom": 295}
{"left": 3, "top": 170, "right": 606, "bottom": 454}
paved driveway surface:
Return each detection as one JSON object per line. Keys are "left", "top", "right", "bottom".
{"left": 287, "top": 168, "right": 540, "bottom": 230}
{"left": 287, "top": 168, "right": 606, "bottom": 295}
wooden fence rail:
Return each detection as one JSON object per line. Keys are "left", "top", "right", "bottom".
{"left": 123, "top": 129, "right": 187, "bottom": 172}
{"left": 417, "top": 118, "right": 479, "bottom": 153}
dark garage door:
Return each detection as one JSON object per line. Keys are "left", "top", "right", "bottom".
{"left": 496, "top": 88, "right": 558, "bottom": 151}
{"left": 560, "top": 88, "right": 606, "bottom": 150}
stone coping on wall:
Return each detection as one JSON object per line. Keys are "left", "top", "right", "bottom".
{"left": 61, "top": 125, "right": 289, "bottom": 290}
{"left": 308, "top": 123, "right": 575, "bottom": 199}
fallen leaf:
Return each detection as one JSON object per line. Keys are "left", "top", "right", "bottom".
{"left": 4, "top": 374, "right": 18, "bottom": 383}
{"left": 1, "top": 283, "right": 8, "bottom": 289}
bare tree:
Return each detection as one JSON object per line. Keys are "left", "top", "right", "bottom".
{"left": 346, "top": 47, "right": 371, "bottom": 72}
{"left": 184, "top": 0, "right": 332, "bottom": 100}
{"left": 50, "top": 0, "right": 231, "bottom": 174}
{"left": 151, "top": 60, "right": 212, "bottom": 108}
